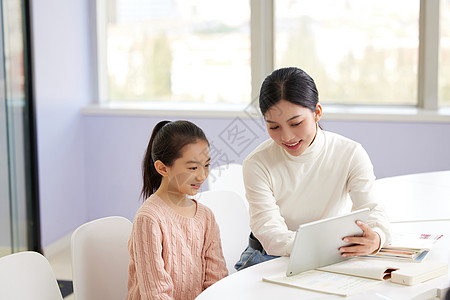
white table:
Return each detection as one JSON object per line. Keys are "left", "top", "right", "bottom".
{"left": 375, "top": 171, "right": 450, "bottom": 223}
{"left": 197, "top": 220, "right": 450, "bottom": 299}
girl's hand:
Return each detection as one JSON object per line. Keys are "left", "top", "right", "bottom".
{"left": 339, "top": 220, "right": 381, "bottom": 257}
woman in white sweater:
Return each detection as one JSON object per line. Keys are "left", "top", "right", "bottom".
{"left": 235, "top": 67, "right": 391, "bottom": 271}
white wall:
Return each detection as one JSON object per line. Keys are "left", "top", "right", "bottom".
{"left": 32, "top": 0, "right": 92, "bottom": 247}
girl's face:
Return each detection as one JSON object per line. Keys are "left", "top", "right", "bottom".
{"left": 166, "top": 140, "right": 210, "bottom": 196}
{"left": 264, "top": 100, "right": 322, "bottom": 157}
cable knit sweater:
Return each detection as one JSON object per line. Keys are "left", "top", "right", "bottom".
{"left": 126, "top": 194, "right": 228, "bottom": 300}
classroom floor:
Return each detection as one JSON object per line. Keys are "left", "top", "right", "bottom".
{"left": 47, "top": 247, "right": 74, "bottom": 300}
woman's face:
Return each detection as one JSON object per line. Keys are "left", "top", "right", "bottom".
{"left": 264, "top": 100, "right": 322, "bottom": 157}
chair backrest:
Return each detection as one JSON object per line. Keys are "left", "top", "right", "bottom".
{"left": 0, "top": 251, "right": 63, "bottom": 300}
{"left": 71, "top": 216, "right": 132, "bottom": 300}
{"left": 208, "top": 163, "right": 248, "bottom": 210}
{"left": 198, "top": 190, "right": 250, "bottom": 274}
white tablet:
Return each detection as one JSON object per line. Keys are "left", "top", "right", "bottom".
{"left": 286, "top": 208, "right": 370, "bottom": 277}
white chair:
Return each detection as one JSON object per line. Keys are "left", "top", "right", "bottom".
{"left": 208, "top": 163, "right": 248, "bottom": 210}
{"left": 0, "top": 251, "right": 63, "bottom": 300}
{"left": 197, "top": 190, "right": 251, "bottom": 274}
{"left": 71, "top": 216, "right": 132, "bottom": 300}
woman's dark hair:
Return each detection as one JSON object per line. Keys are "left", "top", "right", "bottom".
{"left": 259, "top": 67, "right": 319, "bottom": 116}
{"left": 141, "top": 120, "right": 209, "bottom": 200}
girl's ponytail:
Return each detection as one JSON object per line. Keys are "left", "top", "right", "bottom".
{"left": 141, "top": 120, "right": 171, "bottom": 200}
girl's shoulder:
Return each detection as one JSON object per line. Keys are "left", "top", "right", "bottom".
{"left": 195, "top": 201, "right": 213, "bottom": 217}
{"left": 195, "top": 201, "right": 218, "bottom": 225}
{"left": 134, "top": 195, "right": 169, "bottom": 221}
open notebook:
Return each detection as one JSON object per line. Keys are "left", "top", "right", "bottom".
{"left": 263, "top": 258, "right": 448, "bottom": 296}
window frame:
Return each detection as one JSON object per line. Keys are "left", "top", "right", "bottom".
{"left": 86, "top": 0, "right": 450, "bottom": 122}
{"left": 418, "top": 0, "right": 439, "bottom": 110}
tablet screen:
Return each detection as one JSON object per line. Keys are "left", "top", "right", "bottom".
{"left": 286, "top": 208, "right": 370, "bottom": 276}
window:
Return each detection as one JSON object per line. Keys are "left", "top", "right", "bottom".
{"left": 99, "top": 0, "right": 250, "bottom": 104}
{"left": 96, "top": 0, "right": 448, "bottom": 109}
{"left": 440, "top": 0, "right": 450, "bottom": 106}
{"left": 275, "top": 0, "right": 419, "bottom": 105}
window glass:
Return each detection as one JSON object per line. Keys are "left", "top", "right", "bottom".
{"left": 275, "top": 0, "right": 419, "bottom": 105}
{"left": 105, "top": 0, "right": 250, "bottom": 104}
{"left": 440, "top": 0, "right": 450, "bottom": 106}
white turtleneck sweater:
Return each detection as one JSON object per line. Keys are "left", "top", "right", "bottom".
{"left": 243, "top": 127, "right": 391, "bottom": 256}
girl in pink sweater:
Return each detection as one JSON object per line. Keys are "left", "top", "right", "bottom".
{"left": 127, "top": 120, "right": 228, "bottom": 300}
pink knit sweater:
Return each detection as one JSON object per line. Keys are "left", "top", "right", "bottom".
{"left": 127, "top": 194, "right": 228, "bottom": 300}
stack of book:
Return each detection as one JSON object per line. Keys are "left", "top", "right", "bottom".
{"left": 362, "top": 232, "right": 443, "bottom": 262}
